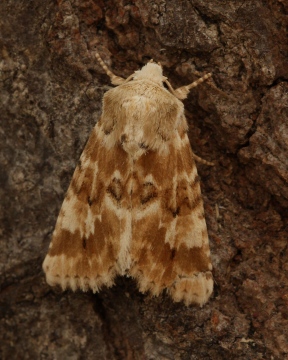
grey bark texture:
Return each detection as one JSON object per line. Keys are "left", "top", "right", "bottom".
{"left": 1, "top": 0, "right": 288, "bottom": 359}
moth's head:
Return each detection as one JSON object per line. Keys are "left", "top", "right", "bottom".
{"left": 133, "top": 60, "right": 166, "bottom": 86}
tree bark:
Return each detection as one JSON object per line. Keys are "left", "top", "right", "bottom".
{"left": 0, "top": 1, "right": 287, "bottom": 359}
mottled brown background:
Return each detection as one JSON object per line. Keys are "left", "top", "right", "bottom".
{"left": 0, "top": 0, "right": 288, "bottom": 359}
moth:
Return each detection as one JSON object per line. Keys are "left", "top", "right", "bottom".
{"left": 43, "top": 52, "right": 214, "bottom": 306}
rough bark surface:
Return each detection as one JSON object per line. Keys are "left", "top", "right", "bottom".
{"left": 1, "top": 1, "right": 287, "bottom": 359}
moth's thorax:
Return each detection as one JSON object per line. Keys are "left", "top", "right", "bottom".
{"left": 101, "top": 80, "right": 185, "bottom": 155}
{"left": 133, "top": 62, "right": 164, "bottom": 86}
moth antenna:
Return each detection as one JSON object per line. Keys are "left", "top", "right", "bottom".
{"left": 95, "top": 51, "right": 126, "bottom": 86}
{"left": 186, "top": 69, "right": 229, "bottom": 98}
{"left": 165, "top": 73, "right": 212, "bottom": 100}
